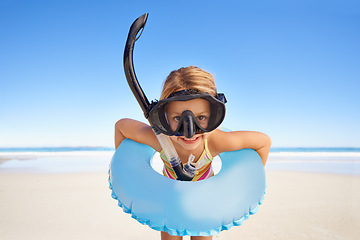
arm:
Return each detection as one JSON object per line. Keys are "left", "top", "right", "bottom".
{"left": 209, "top": 130, "right": 271, "bottom": 166}
{"left": 114, "top": 118, "right": 160, "bottom": 151}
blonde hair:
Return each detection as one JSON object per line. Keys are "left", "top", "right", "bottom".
{"left": 160, "top": 66, "right": 217, "bottom": 100}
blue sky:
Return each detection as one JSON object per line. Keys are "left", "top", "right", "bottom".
{"left": 1, "top": 0, "right": 359, "bottom": 147}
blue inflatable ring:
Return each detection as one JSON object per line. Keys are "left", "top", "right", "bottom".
{"left": 108, "top": 138, "right": 266, "bottom": 236}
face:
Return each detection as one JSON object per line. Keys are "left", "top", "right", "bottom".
{"left": 165, "top": 98, "right": 210, "bottom": 151}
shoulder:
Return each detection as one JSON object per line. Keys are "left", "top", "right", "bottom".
{"left": 207, "top": 129, "right": 271, "bottom": 156}
{"left": 116, "top": 118, "right": 161, "bottom": 152}
{"left": 206, "top": 129, "right": 232, "bottom": 156}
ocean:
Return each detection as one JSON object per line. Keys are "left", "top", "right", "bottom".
{"left": 0, "top": 147, "right": 359, "bottom": 175}
{"left": 267, "top": 148, "right": 360, "bottom": 175}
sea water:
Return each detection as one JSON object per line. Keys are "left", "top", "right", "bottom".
{"left": 267, "top": 148, "right": 360, "bottom": 175}
{"left": 0, "top": 147, "right": 114, "bottom": 173}
{"left": 0, "top": 147, "right": 359, "bottom": 175}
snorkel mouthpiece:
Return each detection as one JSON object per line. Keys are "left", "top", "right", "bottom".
{"left": 172, "top": 160, "right": 197, "bottom": 181}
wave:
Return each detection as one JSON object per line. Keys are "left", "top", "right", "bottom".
{"left": 0, "top": 151, "right": 114, "bottom": 158}
{"left": 269, "top": 152, "right": 360, "bottom": 157}
{"left": 2, "top": 148, "right": 360, "bottom": 162}
{"left": 2, "top": 151, "right": 360, "bottom": 158}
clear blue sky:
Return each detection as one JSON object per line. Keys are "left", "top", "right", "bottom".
{"left": 1, "top": 0, "right": 359, "bottom": 148}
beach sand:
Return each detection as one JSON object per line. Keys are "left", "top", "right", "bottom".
{"left": 0, "top": 170, "right": 359, "bottom": 240}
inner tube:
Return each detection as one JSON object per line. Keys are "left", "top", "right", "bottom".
{"left": 109, "top": 139, "right": 266, "bottom": 236}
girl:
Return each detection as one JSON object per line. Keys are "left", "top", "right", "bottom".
{"left": 115, "top": 66, "right": 271, "bottom": 240}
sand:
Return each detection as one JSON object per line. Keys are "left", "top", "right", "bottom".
{"left": 0, "top": 170, "right": 359, "bottom": 240}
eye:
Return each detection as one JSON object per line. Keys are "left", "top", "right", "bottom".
{"left": 174, "top": 116, "right": 180, "bottom": 122}
{"left": 197, "top": 116, "right": 207, "bottom": 121}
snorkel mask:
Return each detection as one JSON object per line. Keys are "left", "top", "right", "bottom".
{"left": 123, "top": 13, "right": 227, "bottom": 181}
{"left": 149, "top": 89, "right": 227, "bottom": 138}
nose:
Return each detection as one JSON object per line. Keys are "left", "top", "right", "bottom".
{"left": 181, "top": 111, "right": 195, "bottom": 138}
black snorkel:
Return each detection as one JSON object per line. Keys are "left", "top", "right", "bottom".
{"left": 123, "top": 13, "right": 196, "bottom": 181}
{"left": 124, "top": 13, "right": 150, "bottom": 117}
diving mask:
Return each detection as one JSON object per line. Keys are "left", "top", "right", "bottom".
{"left": 148, "top": 89, "right": 227, "bottom": 138}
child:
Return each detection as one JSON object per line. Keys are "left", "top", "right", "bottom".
{"left": 114, "top": 66, "right": 271, "bottom": 240}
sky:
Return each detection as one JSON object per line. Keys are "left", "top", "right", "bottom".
{"left": 1, "top": 0, "right": 359, "bottom": 148}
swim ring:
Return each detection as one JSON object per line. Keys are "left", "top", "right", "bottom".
{"left": 108, "top": 138, "right": 266, "bottom": 236}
